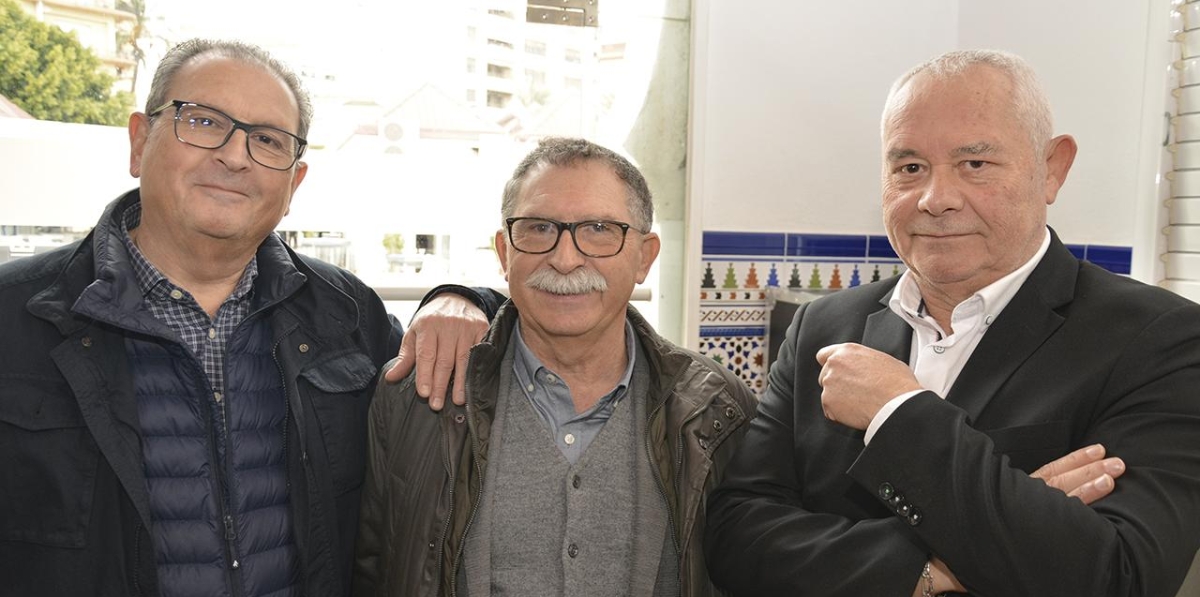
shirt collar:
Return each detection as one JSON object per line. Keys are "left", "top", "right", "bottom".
{"left": 120, "top": 201, "right": 259, "bottom": 304}
{"left": 889, "top": 228, "right": 1051, "bottom": 337}
{"left": 511, "top": 317, "right": 637, "bottom": 407}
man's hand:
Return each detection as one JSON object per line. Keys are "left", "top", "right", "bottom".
{"left": 815, "top": 343, "right": 921, "bottom": 430}
{"left": 912, "top": 447, "right": 1124, "bottom": 597}
{"left": 1031, "top": 443, "right": 1126, "bottom": 505}
{"left": 385, "top": 293, "right": 488, "bottom": 410}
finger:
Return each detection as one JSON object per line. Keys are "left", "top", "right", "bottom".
{"left": 429, "top": 354, "right": 456, "bottom": 410}
{"left": 1031, "top": 444, "right": 1104, "bottom": 481}
{"left": 385, "top": 334, "right": 417, "bottom": 383}
{"left": 413, "top": 332, "right": 439, "bottom": 399}
{"left": 1067, "top": 473, "right": 1116, "bottom": 506}
{"left": 1039, "top": 457, "right": 1125, "bottom": 496}
{"left": 815, "top": 344, "right": 841, "bottom": 366}
{"left": 451, "top": 349, "right": 469, "bottom": 406}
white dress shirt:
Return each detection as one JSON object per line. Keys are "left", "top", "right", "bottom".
{"left": 863, "top": 230, "right": 1052, "bottom": 444}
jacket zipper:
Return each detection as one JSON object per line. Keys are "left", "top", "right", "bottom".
{"left": 447, "top": 376, "right": 487, "bottom": 597}
{"left": 272, "top": 337, "right": 292, "bottom": 496}
{"left": 447, "top": 445, "right": 485, "bottom": 597}
{"left": 433, "top": 427, "right": 457, "bottom": 595}
{"left": 133, "top": 522, "right": 144, "bottom": 596}
{"left": 200, "top": 351, "right": 244, "bottom": 597}
{"left": 646, "top": 390, "right": 686, "bottom": 556}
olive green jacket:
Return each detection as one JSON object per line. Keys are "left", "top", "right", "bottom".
{"left": 353, "top": 302, "right": 757, "bottom": 597}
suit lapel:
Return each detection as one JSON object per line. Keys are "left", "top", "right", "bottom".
{"left": 862, "top": 299, "right": 913, "bottom": 362}
{"left": 944, "top": 232, "right": 1079, "bottom": 422}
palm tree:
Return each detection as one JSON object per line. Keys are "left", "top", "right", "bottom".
{"left": 115, "top": 0, "right": 146, "bottom": 95}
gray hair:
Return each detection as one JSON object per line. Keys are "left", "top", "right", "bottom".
{"left": 145, "top": 38, "right": 313, "bottom": 140}
{"left": 501, "top": 137, "right": 654, "bottom": 232}
{"left": 883, "top": 49, "right": 1053, "bottom": 158}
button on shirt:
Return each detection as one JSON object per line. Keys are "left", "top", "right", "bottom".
{"left": 512, "top": 321, "right": 636, "bottom": 465}
{"left": 864, "top": 231, "right": 1051, "bottom": 444}
{"left": 121, "top": 203, "right": 257, "bottom": 405}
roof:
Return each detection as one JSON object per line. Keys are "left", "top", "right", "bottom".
{"left": 381, "top": 84, "right": 505, "bottom": 138}
{"left": 518, "top": 90, "right": 584, "bottom": 139}
{"left": 0, "top": 94, "right": 33, "bottom": 119}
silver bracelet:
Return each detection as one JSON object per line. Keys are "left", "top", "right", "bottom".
{"left": 921, "top": 561, "right": 935, "bottom": 597}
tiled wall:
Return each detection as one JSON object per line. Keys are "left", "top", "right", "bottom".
{"left": 698, "top": 231, "right": 1133, "bottom": 395}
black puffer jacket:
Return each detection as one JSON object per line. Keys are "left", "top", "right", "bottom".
{"left": 0, "top": 190, "right": 402, "bottom": 597}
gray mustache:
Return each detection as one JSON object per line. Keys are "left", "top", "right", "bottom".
{"left": 525, "top": 268, "right": 608, "bottom": 295}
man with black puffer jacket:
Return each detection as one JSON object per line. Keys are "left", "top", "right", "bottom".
{"left": 0, "top": 38, "right": 495, "bottom": 597}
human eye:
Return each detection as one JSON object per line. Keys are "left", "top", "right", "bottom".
{"left": 892, "top": 162, "right": 924, "bottom": 176}
{"left": 964, "top": 160, "right": 988, "bottom": 170}
{"left": 183, "top": 106, "right": 227, "bottom": 131}
{"left": 515, "top": 219, "right": 554, "bottom": 235}
{"left": 250, "top": 129, "right": 288, "bottom": 152}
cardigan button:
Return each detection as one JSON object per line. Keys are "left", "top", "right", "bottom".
{"left": 81, "top": 336, "right": 93, "bottom": 348}
{"left": 298, "top": 343, "right": 310, "bottom": 353}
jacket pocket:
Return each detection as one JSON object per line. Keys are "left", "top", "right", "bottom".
{"left": 302, "top": 351, "right": 378, "bottom": 495}
{"left": 0, "top": 377, "right": 99, "bottom": 547}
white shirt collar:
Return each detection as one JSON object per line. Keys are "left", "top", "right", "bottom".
{"left": 888, "top": 229, "right": 1051, "bottom": 339}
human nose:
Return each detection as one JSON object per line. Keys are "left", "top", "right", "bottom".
{"left": 546, "top": 227, "right": 588, "bottom": 271}
{"left": 211, "top": 127, "right": 254, "bottom": 171}
{"left": 916, "top": 165, "right": 963, "bottom": 216}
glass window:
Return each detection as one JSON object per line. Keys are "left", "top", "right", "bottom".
{"left": 487, "top": 63, "right": 512, "bottom": 79}
{"left": 1, "top": 0, "right": 673, "bottom": 327}
{"left": 525, "top": 69, "right": 546, "bottom": 87}
{"left": 525, "top": 40, "right": 547, "bottom": 56}
{"left": 486, "top": 90, "right": 512, "bottom": 108}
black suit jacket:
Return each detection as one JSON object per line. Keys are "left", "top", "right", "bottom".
{"left": 705, "top": 232, "right": 1200, "bottom": 596}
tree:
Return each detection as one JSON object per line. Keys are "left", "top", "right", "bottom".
{"left": 115, "top": 0, "right": 149, "bottom": 95}
{"left": 0, "top": 0, "right": 134, "bottom": 125}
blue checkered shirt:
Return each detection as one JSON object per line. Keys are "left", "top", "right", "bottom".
{"left": 121, "top": 202, "right": 257, "bottom": 404}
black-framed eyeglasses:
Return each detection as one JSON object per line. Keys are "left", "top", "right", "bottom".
{"left": 148, "top": 100, "right": 307, "bottom": 171}
{"left": 505, "top": 217, "right": 642, "bottom": 258}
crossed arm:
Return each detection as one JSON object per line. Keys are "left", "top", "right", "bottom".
{"left": 705, "top": 302, "right": 1200, "bottom": 597}
{"left": 814, "top": 342, "right": 1126, "bottom": 596}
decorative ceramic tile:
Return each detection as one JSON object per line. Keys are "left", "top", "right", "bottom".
{"left": 698, "top": 229, "right": 1134, "bottom": 394}
{"left": 699, "top": 305, "right": 767, "bottom": 325}
{"left": 700, "top": 334, "right": 766, "bottom": 394}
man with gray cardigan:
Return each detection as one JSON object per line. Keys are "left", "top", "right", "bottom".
{"left": 353, "top": 137, "right": 757, "bottom": 597}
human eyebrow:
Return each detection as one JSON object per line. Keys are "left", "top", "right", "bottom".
{"left": 950, "top": 142, "right": 997, "bottom": 158}
{"left": 886, "top": 148, "right": 920, "bottom": 161}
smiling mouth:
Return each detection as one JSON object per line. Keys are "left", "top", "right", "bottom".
{"left": 198, "top": 184, "right": 248, "bottom": 198}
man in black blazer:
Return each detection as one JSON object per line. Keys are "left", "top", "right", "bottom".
{"left": 705, "top": 49, "right": 1200, "bottom": 596}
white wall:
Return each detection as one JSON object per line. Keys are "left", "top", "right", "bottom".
{"left": 0, "top": 119, "right": 134, "bottom": 228}
{"left": 691, "top": 0, "right": 1153, "bottom": 243}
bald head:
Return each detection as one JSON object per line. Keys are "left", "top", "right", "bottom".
{"left": 882, "top": 49, "right": 1053, "bottom": 159}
